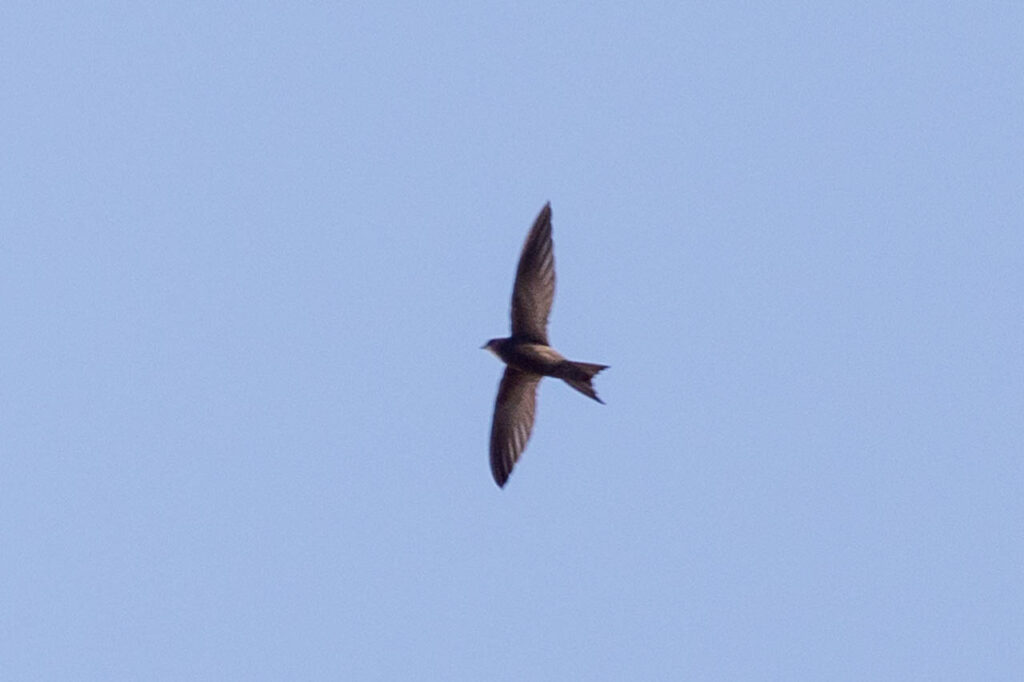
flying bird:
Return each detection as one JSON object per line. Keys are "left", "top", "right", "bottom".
{"left": 483, "top": 203, "right": 608, "bottom": 487}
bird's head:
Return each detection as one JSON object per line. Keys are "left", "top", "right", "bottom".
{"left": 481, "top": 338, "right": 503, "bottom": 356}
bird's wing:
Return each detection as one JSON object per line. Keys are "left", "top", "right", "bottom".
{"left": 489, "top": 367, "right": 542, "bottom": 487}
{"left": 510, "top": 203, "right": 556, "bottom": 344}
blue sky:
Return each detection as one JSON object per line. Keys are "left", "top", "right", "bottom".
{"left": 2, "top": 3, "right": 1022, "bottom": 680}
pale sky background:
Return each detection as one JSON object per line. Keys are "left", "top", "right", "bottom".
{"left": 2, "top": 3, "right": 1022, "bottom": 680}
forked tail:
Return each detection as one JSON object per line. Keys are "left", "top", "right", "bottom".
{"left": 559, "top": 361, "right": 609, "bottom": 404}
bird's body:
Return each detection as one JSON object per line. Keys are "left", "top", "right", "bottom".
{"left": 484, "top": 339, "right": 607, "bottom": 403}
{"left": 483, "top": 203, "right": 608, "bottom": 487}
{"left": 485, "top": 339, "right": 565, "bottom": 375}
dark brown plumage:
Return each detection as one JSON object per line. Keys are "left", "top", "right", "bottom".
{"left": 483, "top": 203, "right": 608, "bottom": 487}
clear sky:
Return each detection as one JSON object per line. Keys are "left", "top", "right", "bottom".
{"left": 2, "top": 3, "right": 1021, "bottom": 680}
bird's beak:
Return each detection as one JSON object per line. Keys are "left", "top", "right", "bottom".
{"left": 480, "top": 344, "right": 487, "bottom": 350}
